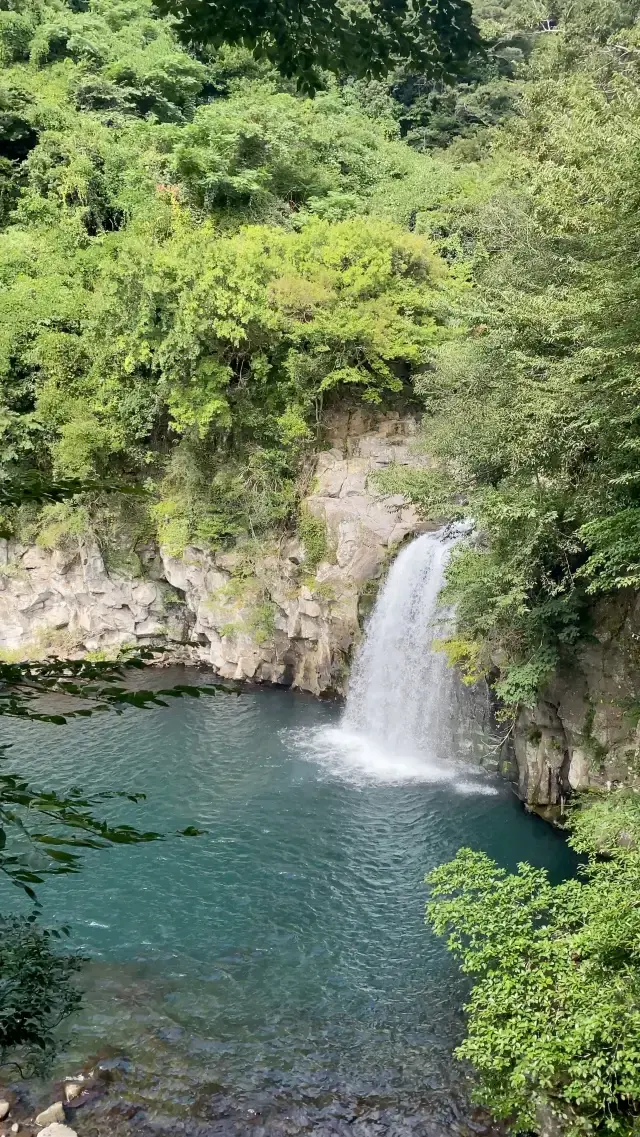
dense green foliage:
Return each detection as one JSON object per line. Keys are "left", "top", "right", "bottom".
{"left": 0, "top": 0, "right": 466, "bottom": 556}
{"left": 427, "top": 791, "right": 640, "bottom": 1136}
{"left": 376, "top": 0, "right": 640, "bottom": 710}
{"left": 158, "top": 0, "right": 480, "bottom": 94}
{"left": 347, "top": 0, "right": 533, "bottom": 151}
{"left": 0, "top": 915, "right": 83, "bottom": 1075}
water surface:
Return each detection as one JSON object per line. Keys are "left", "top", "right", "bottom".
{"left": 1, "top": 682, "right": 574, "bottom": 1135}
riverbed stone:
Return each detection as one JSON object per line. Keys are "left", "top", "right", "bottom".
{"left": 0, "top": 1103, "right": 9, "bottom": 1121}
{"left": 35, "top": 1103, "right": 65, "bottom": 1127}
{"left": 37, "top": 1125, "right": 77, "bottom": 1137}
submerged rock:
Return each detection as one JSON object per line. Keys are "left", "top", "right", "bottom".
{"left": 62, "top": 1085, "right": 82, "bottom": 1104}
{"left": 35, "top": 1104, "right": 65, "bottom": 1127}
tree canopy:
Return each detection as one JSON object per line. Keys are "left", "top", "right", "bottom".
{"left": 155, "top": 0, "right": 481, "bottom": 93}
{"left": 0, "top": 0, "right": 464, "bottom": 558}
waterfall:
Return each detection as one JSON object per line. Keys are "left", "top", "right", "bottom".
{"left": 343, "top": 530, "right": 456, "bottom": 762}
{"left": 293, "top": 527, "right": 497, "bottom": 791}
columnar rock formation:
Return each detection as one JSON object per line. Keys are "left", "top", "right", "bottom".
{"left": 512, "top": 595, "right": 640, "bottom": 819}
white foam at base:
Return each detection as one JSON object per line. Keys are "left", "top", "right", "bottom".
{"left": 290, "top": 724, "right": 498, "bottom": 794}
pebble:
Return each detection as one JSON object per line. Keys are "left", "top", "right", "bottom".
{"left": 37, "top": 1126, "right": 77, "bottom": 1137}
{"left": 10, "top": 1125, "right": 18, "bottom": 1134}
{"left": 35, "top": 1104, "right": 65, "bottom": 1128}
{"left": 0, "top": 1105, "right": 9, "bottom": 1122}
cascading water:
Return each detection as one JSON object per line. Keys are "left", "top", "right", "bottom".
{"left": 298, "top": 526, "right": 495, "bottom": 791}
{"left": 343, "top": 530, "right": 456, "bottom": 761}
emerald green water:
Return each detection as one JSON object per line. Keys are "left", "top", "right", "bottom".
{"left": 1, "top": 679, "right": 575, "bottom": 1135}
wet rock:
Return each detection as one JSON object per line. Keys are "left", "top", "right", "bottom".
{"left": 0, "top": 1105, "right": 9, "bottom": 1122}
{"left": 534, "top": 1102, "right": 565, "bottom": 1137}
{"left": 92, "top": 1055, "right": 132, "bottom": 1080}
{"left": 35, "top": 1104, "right": 65, "bottom": 1127}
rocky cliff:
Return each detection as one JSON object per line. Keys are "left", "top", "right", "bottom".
{"left": 7, "top": 404, "right": 636, "bottom": 816}
{"left": 0, "top": 410, "right": 432, "bottom": 696}
{"left": 512, "top": 595, "right": 640, "bottom": 819}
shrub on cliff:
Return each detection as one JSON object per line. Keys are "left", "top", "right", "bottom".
{"left": 385, "top": 1, "right": 640, "bottom": 711}
{"left": 1, "top": 207, "right": 456, "bottom": 553}
{"left": 0, "top": 0, "right": 462, "bottom": 555}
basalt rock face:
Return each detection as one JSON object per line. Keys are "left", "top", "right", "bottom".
{"left": 0, "top": 540, "right": 190, "bottom": 655}
{"left": 0, "top": 410, "right": 432, "bottom": 696}
{"left": 512, "top": 594, "right": 640, "bottom": 819}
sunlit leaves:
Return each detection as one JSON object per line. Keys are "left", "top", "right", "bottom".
{"left": 24, "top": 213, "right": 451, "bottom": 549}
